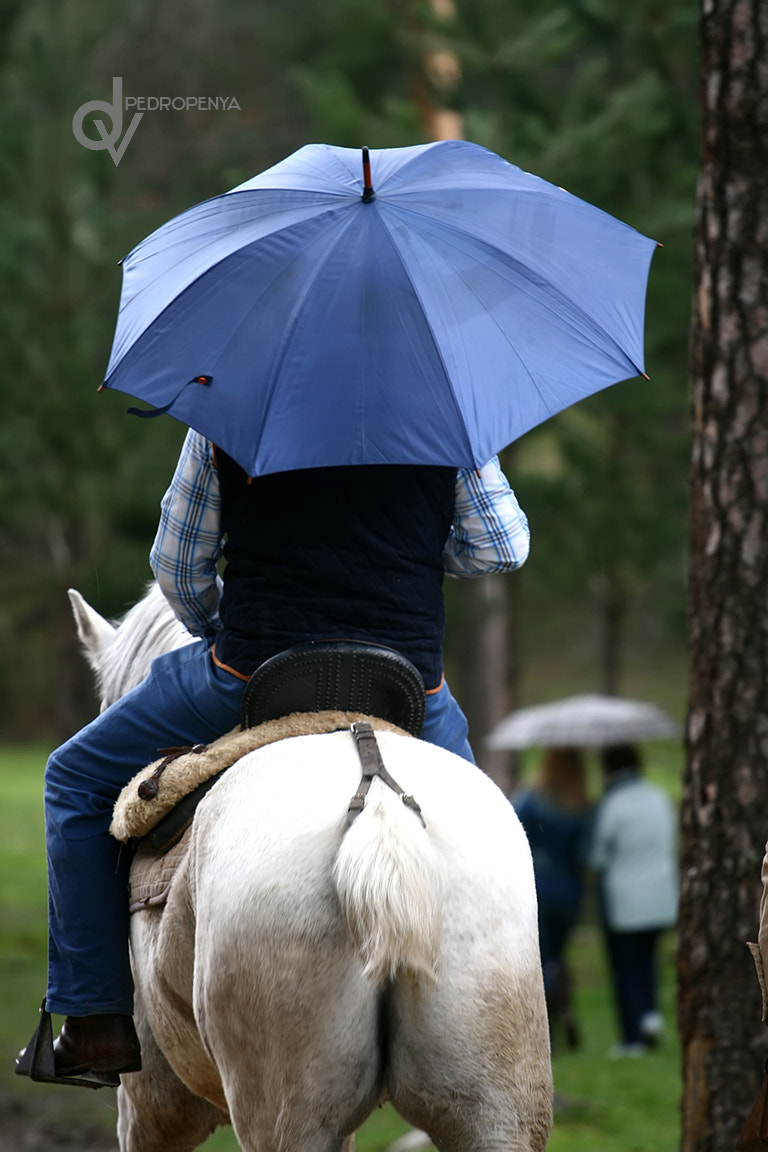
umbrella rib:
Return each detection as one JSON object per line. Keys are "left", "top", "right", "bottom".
{"left": 117, "top": 196, "right": 351, "bottom": 325}
{"left": 243, "top": 211, "right": 362, "bottom": 466}
{"left": 108, "top": 202, "right": 355, "bottom": 389}
{"left": 385, "top": 199, "right": 647, "bottom": 377}
{"left": 116, "top": 208, "right": 358, "bottom": 468}
{"left": 370, "top": 214, "right": 481, "bottom": 464}
{"left": 376, "top": 206, "right": 556, "bottom": 427}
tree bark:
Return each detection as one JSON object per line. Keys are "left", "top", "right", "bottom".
{"left": 679, "top": 1, "right": 768, "bottom": 1148}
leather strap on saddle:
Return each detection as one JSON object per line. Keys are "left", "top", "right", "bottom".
{"left": 240, "top": 642, "right": 426, "bottom": 736}
{"left": 347, "top": 720, "right": 425, "bottom": 828}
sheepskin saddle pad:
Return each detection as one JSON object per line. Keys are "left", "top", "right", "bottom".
{"left": 116, "top": 711, "right": 408, "bottom": 913}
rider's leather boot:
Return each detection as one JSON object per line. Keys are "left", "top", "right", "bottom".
{"left": 52, "top": 1013, "right": 142, "bottom": 1076}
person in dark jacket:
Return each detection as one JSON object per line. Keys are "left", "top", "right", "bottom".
{"left": 21, "top": 429, "right": 531, "bottom": 1083}
{"left": 513, "top": 746, "right": 594, "bottom": 1047}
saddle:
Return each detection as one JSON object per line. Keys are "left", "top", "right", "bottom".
{"left": 239, "top": 641, "right": 426, "bottom": 735}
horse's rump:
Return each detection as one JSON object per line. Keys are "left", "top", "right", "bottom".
{"left": 187, "top": 730, "right": 455, "bottom": 985}
{"left": 185, "top": 727, "right": 542, "bottom": 997}
{"left": 125, "top": 718, "right": 448, "bottom": 989}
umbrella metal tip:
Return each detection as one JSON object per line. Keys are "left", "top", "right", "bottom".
{"left": 361, "top": 145, "right": 375, "bottom": 202}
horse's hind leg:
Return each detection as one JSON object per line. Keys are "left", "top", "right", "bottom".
{"left": 199, "top": 945, "right": 383, "bottom": 1152}
{"left": 117, "top": 1017, "right": 226, "bottom": 1152}
{"left": 386, "top": 919, "right": 553, "bottom": 1152}
{"left": 387, "top": 969, "right": 552, "bottom": 1152}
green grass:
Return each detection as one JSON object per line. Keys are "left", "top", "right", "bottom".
{"left": 0, "top": 745, "right": 49, "bottom": 1050}
{"left": 0, "top": 742, "right": 681, "bottom": 1150}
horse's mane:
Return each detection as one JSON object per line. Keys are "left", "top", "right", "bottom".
{"left": 94, "top": 583, "right": 193, "bottom": 709}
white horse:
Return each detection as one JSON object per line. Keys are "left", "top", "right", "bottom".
{"left": 68, "top": 584, "right": 553, "bottom": 1152}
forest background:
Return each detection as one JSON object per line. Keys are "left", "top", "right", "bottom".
{"left": 0, "top": 0, "right": 698, "bottom": 772}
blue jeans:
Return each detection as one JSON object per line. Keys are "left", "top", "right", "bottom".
{"left": 44, "top": 644, "right": 473, "bottom": 1015}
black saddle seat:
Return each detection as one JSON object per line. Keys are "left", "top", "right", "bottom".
{"left": 240, "top": 641, "right": 426, "bottom": 737}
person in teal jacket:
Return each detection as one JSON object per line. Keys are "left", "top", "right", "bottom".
{"left": 589, "top": 743, "right": 678, "bottom": 1056}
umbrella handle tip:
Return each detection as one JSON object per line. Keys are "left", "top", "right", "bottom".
{"left": 361, "top": 146, "right": 375, "bottom": 202}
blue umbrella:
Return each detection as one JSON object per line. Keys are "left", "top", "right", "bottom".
{"left": 102, "top": 140, "right": 657, "bottom": 478}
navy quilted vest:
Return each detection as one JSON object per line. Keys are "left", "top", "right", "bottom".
{"left": 213, "top": 451, "right": 456, "bottom": 690}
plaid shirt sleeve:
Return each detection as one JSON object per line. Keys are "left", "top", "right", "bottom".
{"left": 149, "top": 429, "right": 223, "bottom": 637}
{"left": 443, "top": 456, "right": 530, "bottom": 576}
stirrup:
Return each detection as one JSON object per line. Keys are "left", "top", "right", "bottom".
{"left": 15, "top": 1000, "right": 120, "bottom": 1090}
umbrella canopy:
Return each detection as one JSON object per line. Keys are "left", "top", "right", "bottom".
{"left": 102, "top": 140, "right": 658, "bottom": 478}
{"left": 485, "top": 693, "right": 680, "bottom": 750}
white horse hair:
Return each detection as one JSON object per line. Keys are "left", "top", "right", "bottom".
{"left": 68, "top": 583, "right": 193, "bottom": 710}
{"left": 69, "top": 583, "right": 553, "bottom": 1152}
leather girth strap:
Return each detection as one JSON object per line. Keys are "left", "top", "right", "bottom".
{"left": 347, "top": 720, "right": 425, "bottom": 828}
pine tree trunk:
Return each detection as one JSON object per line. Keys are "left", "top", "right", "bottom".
{"left": 679, "top": 1, "right": 768, "bottom": 1147}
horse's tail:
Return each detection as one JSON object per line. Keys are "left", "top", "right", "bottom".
{"left": 333, "top": 775, "right": 447, "bottom": 986}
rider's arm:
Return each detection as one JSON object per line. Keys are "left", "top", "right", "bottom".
{"left": 150, "top": 429, "right": 223, "bottom": 639}
{"left": 443, "top": 457, "right": 530, "bottom": 576}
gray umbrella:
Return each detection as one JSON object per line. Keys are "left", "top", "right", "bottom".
{"left": 485, "top": 693, "right": 680, "bottom": 750}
